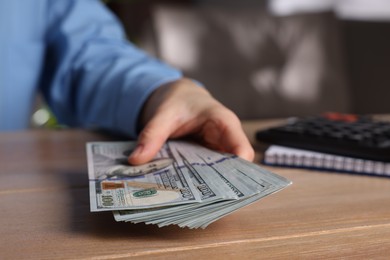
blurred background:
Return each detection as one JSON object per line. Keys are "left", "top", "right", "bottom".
{"left": 33, "top": 0, "right": 390, "bottom": 127}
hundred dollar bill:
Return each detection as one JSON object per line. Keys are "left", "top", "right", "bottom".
{"left": 112, "top": 141, "right": 250, "bottom": 223}
{"left": 88, "top": 140, "right": 292, "bottom": 228}
{"left": 87, "top": 142, "right": 202, "bottom": 211}
{"left": 131, "top": 142, "right": 289, "bottom": 228}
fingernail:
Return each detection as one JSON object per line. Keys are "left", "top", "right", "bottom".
{"left": 129, "top": 144, "right": 144, "bottom": 160}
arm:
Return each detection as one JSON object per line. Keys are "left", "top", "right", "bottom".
{"left": 41, "top": 0, "right": 254, "bottom": 162}
{"left": 41, "top": 0, "right": 181, "bottom": 137}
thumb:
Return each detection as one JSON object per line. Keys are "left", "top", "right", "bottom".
{"left": 127, "top": 115, "right": 173, "bottom": 165}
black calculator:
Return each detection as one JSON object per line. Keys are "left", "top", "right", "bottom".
{"left": 256, "top": 113, "right": 390, "bottom": 162}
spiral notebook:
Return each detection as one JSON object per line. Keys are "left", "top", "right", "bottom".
{"left": 263, "top": 145, "right": 390, "bottom": 177}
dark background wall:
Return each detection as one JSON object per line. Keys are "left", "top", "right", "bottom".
{"left": 341, "top": 20, "right": 390, "bottom": 114}
{"left": 107, "top": 0, "right": 390, "bottom": 116}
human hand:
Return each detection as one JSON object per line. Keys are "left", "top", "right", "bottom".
{"left": 128, "top": 78, "right": 255, "bottom": 165}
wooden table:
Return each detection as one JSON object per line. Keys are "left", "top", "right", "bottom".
{"left": 1, "top": 120, "right": 390, "bottom": 259}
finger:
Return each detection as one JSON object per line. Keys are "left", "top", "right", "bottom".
{"left": 204, "top": 111, "right": 255, "bottom": 161}
{"left": 128, "top": 114, "right": 175, "bottom": 165}
{"left": 224, "top": 125, "right": 255, "bottom": 161}
{"left": 231, "top": 140, "right": 255, "bottom": 162}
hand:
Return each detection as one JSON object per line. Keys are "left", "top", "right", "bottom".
{"left": 128, "top": 78, "right": 254, "bottom": 165}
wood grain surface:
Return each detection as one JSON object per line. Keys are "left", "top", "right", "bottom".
{"left": 1, "top": 123, "right": 389, "bottom": 259}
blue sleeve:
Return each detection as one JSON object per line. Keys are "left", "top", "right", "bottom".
{"left": 40, "top": 0, "right": 182, "bottom": 138}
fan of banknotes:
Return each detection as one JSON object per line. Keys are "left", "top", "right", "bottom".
{"left": 86, "top": 141, "right": 291, "bottom": 229}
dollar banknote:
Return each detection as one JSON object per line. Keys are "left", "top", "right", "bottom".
{"left": 87, "top": 141, "right": 292, "bottom": 228}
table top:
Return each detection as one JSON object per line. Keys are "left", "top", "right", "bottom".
{"left": 1, "top": 120, "right": 390, "bottom": 259}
